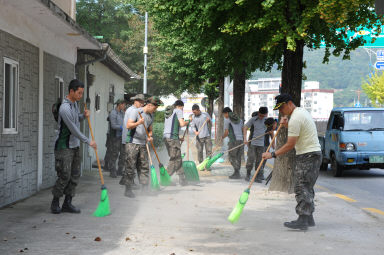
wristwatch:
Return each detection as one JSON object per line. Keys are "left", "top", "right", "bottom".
{"left": 271, "top": 151, "right": 277, "bottom": 158}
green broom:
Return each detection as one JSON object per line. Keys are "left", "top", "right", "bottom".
{"left": 85, "top": 105, "right": 111, "bottom": 217}
{"left": 138, "top": 112, "right": 172, "bottom": 186}
{"left": 182, "top": 124, "right": 200, "bottom": 182}
{"left": 205, "top": 152, "right": 224, "bottom": 170}
{"left": 146, "top": 143, "right": 160, "bottom": 190}
{"left": 228, "top": 124, "right": 283, "bottom": 223}
{"left": 197, "top": 157, "right": 210, "bottom": 171}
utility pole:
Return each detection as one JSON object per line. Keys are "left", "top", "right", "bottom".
{"left": 143, "top": 12, "right": 148, "bottom": 94}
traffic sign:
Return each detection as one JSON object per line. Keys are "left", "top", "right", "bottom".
{"left": 375, "top": 61, "right": 384, "bottom": 70}
{"left": 377, "top": 50, "right": 384, "bottom": 60}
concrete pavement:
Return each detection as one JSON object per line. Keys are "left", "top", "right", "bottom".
{"left": 1, "top": 160, "right": 384, "bottom": 255}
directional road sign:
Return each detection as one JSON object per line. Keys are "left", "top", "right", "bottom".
{"left": 375, "top": 61, "right": 384, "bottom": 70}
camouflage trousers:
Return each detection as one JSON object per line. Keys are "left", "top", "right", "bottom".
{"left": 196, "top": 137, "right": 213, "bottom": 163}
{"left": 294, "top": 151, "right": 322, "bottom": 216}
{"left": 107, "top": 136, "right": 126, "bottom": 174}
{"left": 246, "top": 145, "right": 266, "bottom": 179}
{"left": 164, "top": 138, "right": 185, "bottom": 179}
{"left": 228, "top": 140, "right": 244, "bottom": 171}
{"left": 52, "top": 148, "right": 81, "bottom": 198}
{"left": 103, "top": 133, "right": 112, "bottom": 170}
{"left": 120, "top": 143, "right": 149, "bottom": 186}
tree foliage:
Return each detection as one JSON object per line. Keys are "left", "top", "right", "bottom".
{"left": 362, "top": 71, "right": 384, "bottom": 106}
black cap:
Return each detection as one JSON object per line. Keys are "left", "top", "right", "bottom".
{"left": 273, "top": 94, "right": 293, "bottom": 110}
{"left": 222, "top": 107, "right": 232, "bottom": 113}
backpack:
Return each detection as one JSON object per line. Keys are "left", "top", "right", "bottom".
{"left": 165, "top": 105, "right": 175, "bottom": 118}
{"left": 52, "top": 99, "right": 62, "bottom": 122}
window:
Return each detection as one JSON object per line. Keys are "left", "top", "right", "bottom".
{"left": 95, "top": 94, "right": 101, "bottom": 112}
{"left": 3, "top": 58, "right": 19, "bottom": 134}
{"left": 108, "top": 84, "right": 115, "bottom": 104}
{"left": 55, "top": 77, "right": 64, "bottom": 103}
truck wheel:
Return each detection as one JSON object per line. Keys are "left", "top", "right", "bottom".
{"left": 320, "top": 162, "right": 328, "bottom": 171}
{"left": 331, "top": 154, "right": 343, "bottom": 177}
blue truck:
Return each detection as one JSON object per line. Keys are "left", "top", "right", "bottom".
{"left": 319, "top": 107, "right": 384, "bottom": 177}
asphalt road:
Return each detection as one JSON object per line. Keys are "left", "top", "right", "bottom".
{"left": 316, "top": 166, "right": 384, "bottom": 216}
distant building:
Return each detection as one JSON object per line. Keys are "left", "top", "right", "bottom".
{"left": 229, "top": 78, "right": 334, "bottom": 120}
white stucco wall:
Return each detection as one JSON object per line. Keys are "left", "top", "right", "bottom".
{"left": 0, "top": 1, "right": 78, "bottom": 64}
{"left": 87, "top": 62, "right": 125, "bottom": 163}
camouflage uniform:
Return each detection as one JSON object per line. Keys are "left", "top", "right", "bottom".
{"left": 52, "top": 148, "right": 81, "bottom": 197}
{"left": 120, "top": 143, "right": 149, "bottom": 185}
{"left": 228, "top": 140, "right": 243, "bottom": 171}
{"left": 294, "top": 151, "right": 322, "bottom": 216}
{"left": 164, "top": 138, "right": 185, "bottom": 179}
{"left": 108, "top": 136, "right": 126, "bottom": 174}
{"left": 246, "top": 145, "right": 266, "bottom": 179}
{"left": 196, "top": 137, "right": 212, "bottom": 163}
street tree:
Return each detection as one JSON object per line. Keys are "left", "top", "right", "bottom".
{"left": 362, "top": 72, "right": 384, "bottom": 106}
{"left": 222, "top": 0, "right": 381, "bottom": 192}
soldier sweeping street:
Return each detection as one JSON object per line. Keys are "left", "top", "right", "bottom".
{"left": 190, "top": 104, "right": 212, "bottom": 163}
{"left": 51, "top": 79, "right": 97, "bottom": 214}
{"left": 120, "top": 94, "right": 145, "bottom": 196}
{"left": 107, "top": 99, "right": 127, "bottom": 178}
{"left": 243, "top": 107, "right": 268, "bottom": 182}
{"left": 163, "top": 100, "right": 190, "bottom": 185}
{"left": 222, "top": 107, "right": 244, "bottom": 179}
{"left": 262, "top": 94, "right": 322, "bottom": 230}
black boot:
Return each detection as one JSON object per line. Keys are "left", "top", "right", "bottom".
{"left": 61, "top": 195, "right": 81, "bottom": 213}
{"left": 284, "top": 215, "right": 309, "bottom": 230}
{"left": 110, "top": 170, "right": 117, "bottom": 178}
{"left": 124, "top": 185, "right": 135, "bottom": 198}
{"left": 244, "top": 170, "right": 251, "bottom": 181}
{"left": 308, "top": 214, "right": 315, "bottom": 227}
{"left": 229, "top": 170, "right": 241, "bottom": 179}
{"left": 50, "top": 196, "right": 61, "bottom": 214}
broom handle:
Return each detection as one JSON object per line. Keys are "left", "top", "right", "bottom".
{"left": 193, "top": 118, "right": 209, "bottom": 139}
{"left": 138, "top": 111, "right": 162, "bottom": 164}
{"left": 146, "top": 142, "right": 154, "bottom": 166}
{"left": 180, "top": 125, "right": 188, "bottom": 146}
{"left": 247, "top": 124, "right": 283, "bottom": 190}
{"left": 223, "top": 132, "right": 270, "bottom": 155}
{"left": 187, "top": 123, "right": 190, "bottom": 161}
{"left": 84, "top": 105, "right": 104, "bottom": 186}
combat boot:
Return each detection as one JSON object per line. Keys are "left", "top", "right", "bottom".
{"left": 244, "top": 170, "right": 251, "bottom": 181}
{"left": 124, "top": 185, "right": 135, "bottom": 198}
{"left": 284, "top": 215, "right": 309, "bottom": 230}
{"left": 229, "top": 170, "right": 241, "bottom": 179}
{"left": 61, "top": 195, "right": 81, "bottom": 213}
{"left": 308, "top": 214, "right": 315, "bottom": 227}
{"left": 50, "top": 196, "right": 61, "bottom": 214}
{"left": 110, "top": 170, "right": 117, "bottom": 178}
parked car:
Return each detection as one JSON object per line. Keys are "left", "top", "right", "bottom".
{"left": 319, "top": 107, "right": 384, "bottom": 177}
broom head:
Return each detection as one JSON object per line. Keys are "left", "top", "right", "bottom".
{"left": 182, "top": 160, "right": 200, "bottom": 182}
{"left": 197, "top": 157, "right": 210, "bottom": 171}
{"left": 206, "top": 152, "right": 224, "bottom": 170}
{"left": 181, "top": 153, "right": 185, "bottom": 159}
{"left": 159, "top": 164, "right": 172, "bottom": 186}
{"left": 150, "top": 165, "right": 160, "bottom": 190}
{"left": 93, "top": 186, "right": 111, "bottom": 217}
{"left": 228, "top": 188, "right": 250, "bottom": 223}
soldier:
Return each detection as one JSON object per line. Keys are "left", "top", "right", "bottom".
{"left": 107, "top": 99, "right": 127, "bottom": 178}
{"left": 51, "top": 79, "right": 97, "bottom": 214}
{"left": 103, "top": 116, "right": 111, "bottom": 172}
{"left": 163, "top": 100, "right": 189, "bottom": 185}
{"left": 222, "top": 107, "right": 244, "bottom": 179}
{"left": 120, "top": 94, "right": 145, "bottom": 193}
{"left": 262, "top": 94, "right": 322, "bottom": 230}
{"left": 190, "top": 104, "right": 212, "bottom": 163}
{"left": 243, "top": 107, "right": 268, "bottom": 182}
{"left": 120, "top": 96, "right": 162, "bottom": 197}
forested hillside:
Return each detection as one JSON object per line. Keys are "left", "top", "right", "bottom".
{"left": 251, "top": 48, "right": 379, "bottom": 107}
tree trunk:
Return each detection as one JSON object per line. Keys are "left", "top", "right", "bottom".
{"left": 233, "top": 68, "right": 246, "bottom": 120}
{"left": 216, "top": 78, "right": 225, "bottom": 146}
{"left": 269, "top": 40, "right": 304, "bottom": 194}
{"left": 207, "top": 96, "right": 214, "bottom": 118}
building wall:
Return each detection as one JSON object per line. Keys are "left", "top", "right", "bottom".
{"left": 52, "top": 0, "right": 76, "bottom": 20}
{"left": 87, "top": 62, "right": 125, "bottom": 165}
{"left": 0, "top": 30, "right": 39, "bottom": 207}
{"left": 41, "top": 52, "right": 74, "bottom": 189}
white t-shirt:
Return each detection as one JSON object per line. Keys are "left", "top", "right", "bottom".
{"left": 288, "top": 107, "right": 321, "bottom": 155}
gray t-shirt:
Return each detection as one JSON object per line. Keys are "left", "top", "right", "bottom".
{"left": 122, "top": 105, "right": 139, "bottom": 144}
{"left": 163, "top": 108, "right": 184, "bottom": 139}
{"left": 224, "top": 118, "right": 243, "bottom": 142}
{"left": 124, "top": 107, "right": 153, "bottom": 145}
{"left": 191, "top": 112, "right": 211, "bottom": 138}
{"left": 245, "top": 116, "right": 266, "bottom": 146}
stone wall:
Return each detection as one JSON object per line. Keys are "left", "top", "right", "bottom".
{"left": 0, "top": 30, "right": 39, "bottom": 207}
